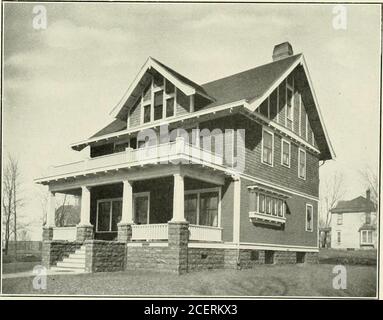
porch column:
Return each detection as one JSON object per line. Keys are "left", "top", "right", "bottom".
{"left": 171, "top": 173, "right": 186, "bottom": 222}
{"left": 77, "top": 186, "right": 94, "bottom": 242}
{"left": 43, "top": 191, "right": 56, "bottom": 241}
{"left": 118, "top": 180, "right": 134, "bottom": 242}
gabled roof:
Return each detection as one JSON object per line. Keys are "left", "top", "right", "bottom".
{"left": 76, "top": 52, "right": 335, "bottom": 161}
{"left": 201, "top": 54, "right": 301, "bottom": 109}
{"left": 331, "top": 196, "right": 376, "bottom": 214}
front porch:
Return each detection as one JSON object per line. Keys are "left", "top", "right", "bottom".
{"left": 43, "top": 167, "right": 226, "bottom": 244}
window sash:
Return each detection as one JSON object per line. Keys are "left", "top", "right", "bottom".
{"left": 262, "top": 130, "right": 273, "bottom": 165}
{"left": 282, "top": 141, "right": 290, "bottom": 166}
{"left": 299, "top": 149, "right": 306, "bottom": 178}
{"left": 306, "top": 205, "right": 313, "bottom": 231}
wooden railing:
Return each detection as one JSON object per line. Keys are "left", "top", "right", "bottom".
{"left": 189, "top": 224, "right": 223, "bottom": 242}
{"left": 52, "top": 227, "right": 77, "bottom": 241}
{"left": 131, "top": 223, "right": 168, "bottom": 240}
{"left": 46, "top": 138, "right": 225, "bottom": 179}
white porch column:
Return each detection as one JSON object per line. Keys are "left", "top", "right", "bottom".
{"left": 80, "top": 186, "right": 92, "bottom": 226}
{"left": 171, "top": 173, "right": 186, "bottom": 222}
{"left": 121, "top": 180, "right": 134, "bottom": 224}
{"left": 46, "top": 191, "right": 56, "bottom": 228}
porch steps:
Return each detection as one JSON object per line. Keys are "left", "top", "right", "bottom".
{"left": 51, "top": 245, "right": 87, "bottom": 273}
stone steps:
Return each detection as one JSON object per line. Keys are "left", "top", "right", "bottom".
{"left": 54, "top": 245, "right": 86, "bottom": 272}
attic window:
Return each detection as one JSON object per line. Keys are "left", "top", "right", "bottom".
{"left": 165, "top": 80, "right": 175, "bottom": 94}
{"left": 154, "top": 91, "right": 164, "bottom": 121}
{"left": 153, "top": 72, "right": 164, "bottom": 88}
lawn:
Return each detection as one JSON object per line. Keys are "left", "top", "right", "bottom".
{"left": 2, "top": 264, "right": 376, "bottom": 297}
{"left": 319, "top": 249, "right": 377, "bottom": 265}
{"left": 2, "top": 261, "right": 41, "bottom": 274}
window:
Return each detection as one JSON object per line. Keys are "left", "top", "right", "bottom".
{"left": 134, "top": 193, "right": 150, "bottom": 224}
{"left": 165, "top": 80, "right": 175, "bottom": 94}
{"left": 96, "top": 199, "right": 122, "bottom": 232}
{"left": 259, "top": 194, "right": 265, "bottom": 213}
{"left": 262, "top": 129, "right": 274, "bottom": 166}
{"left": 298, "top": 148, "right": 306, "bottom": 179}
{"left": 305, "top": 204, "right": 313, "bottom": 232}
{"left": 184, "top": 188, "right": 220, "bottom": 227}
{"left": 166, "top": 97, "right": 175, "bottom": 118}
{"left": 366, "top": 213, "right": 371, "bottom": 225}
{"left": 337, "top": 213, "right": 343, "bottom": 225}
{"left": 286, "top": 85, "right": 294, "bottom": 127}
{"left": 337, "top": 231, "right": 341, "bottom": 244}
{"left": 143, "top": 104, "right": 151, "bottom": 123}
{"left": 185, "top": 194, "right": 198, "bottom": 225}
{"left": 249, "top": 191, "right": 286, "bottom": 219}
{"left": 281, "top": 139, "right": 291, "bottom": 167}
{"left": 153, "top": 91, "right": 164, "bottom": 121}
{"left": 361, "top": 230, "right": 373, "bottom": 244}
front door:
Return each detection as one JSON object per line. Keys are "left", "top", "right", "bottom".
{"left": 95, "top": 198, "right": 122, "bottom": 240}
{"left": 134, "top": 192, "right": 150, "bottom": 224}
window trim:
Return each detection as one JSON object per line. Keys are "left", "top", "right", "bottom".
{"left": 298, "top": 148, "right": 307, "bottom": 180}
{"left": 262, "top": 128, "right": 274, "bottom": 167}
{"left": 184, "top": 187, "right": 221, "bottom": 228}
{"left": 281, "top": 138, "right": 291, "bottom": 168}
{"left": 305, "top": 204, "right": 314, "bottom": 232}
{"left": 96, "top": 197, "right": 123, "bottom": 233}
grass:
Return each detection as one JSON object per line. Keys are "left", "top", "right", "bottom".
{"left": 2, "top": 261, "right": 41, "bottom": 274}
{"left": 319, "top": 249, "right": 377, "bottom": 266}
{"left": 2, "top": 264, "right": 376, "bottom": 297}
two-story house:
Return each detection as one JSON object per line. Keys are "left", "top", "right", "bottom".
{"left": 330, "top": 190, "right": 377, "bottom": 250}
{"left": 35, "top": 42, "right": 334, "bottom": 274}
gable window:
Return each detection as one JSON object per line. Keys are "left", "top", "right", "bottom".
{"left": 337, "top": 213, "right": 343, "bottom": 225}
{"left": 281, "top": 139, "right": 291, "bottom": 167}
{"left": 154, "top": 91, "right": 164, "bottom": 121}
{"left": 166, "top": 97, "right": 175, "bottom": 117}
{"left": 337, "top": 231, "right": 341, "bottom": 244}
{"left": 286, "top": 85, "right": 294, "bottom": 128}
{"left": 305, "top": 204, "right": 313, "bottom": 232}
{"left": 366, "top": 213, "right": 371, "bottom": 225}
{"left": 262, "top": 129, "right": 274, "bottom": 166}
{"left": 96, "top": 198, "right": 122, "bottom": 232}
{"left": 298, "top": 148, "right": 306, "bottom": 179}
{"left": 361, "top": 230, "right": 373, "bottom": 245}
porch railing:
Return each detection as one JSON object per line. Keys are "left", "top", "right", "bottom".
{"left": 189, "top": 224, "right": 223, "bottom": 242}
{"left": 52, "top": 226, "right": 77, "bottom": 241}
{"left": 131, "top": 223, "right": 168, "bottom": 240}
{"left": 45, "top": 138, "right": 225, "bottom": 179}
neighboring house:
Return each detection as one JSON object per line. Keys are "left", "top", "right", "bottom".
{"left": 35, "top": 42, "right": 334, "bottom": 273}
{"left": 330, "top": 190, "right": 377, "bottom": 250}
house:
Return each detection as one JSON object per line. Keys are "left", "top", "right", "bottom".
{"left": 330, "top": 190, "right": 377, "bottom": 250}
{"left": 35, "top": 42, "right": 334, "bottom": 273}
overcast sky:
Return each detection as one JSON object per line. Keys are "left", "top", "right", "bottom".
{"left": 3, "top": 3, "right": 381, "bottom": 240}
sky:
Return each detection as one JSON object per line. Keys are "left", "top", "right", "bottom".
{"left": 2, "top": 3, "right": 381, "bottom": 240}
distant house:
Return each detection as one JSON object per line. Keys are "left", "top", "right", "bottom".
{"left": 330, "top": 190, "right": 377, "bottom": 250}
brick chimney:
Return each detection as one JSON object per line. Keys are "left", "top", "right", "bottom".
{"left": 272, "top": 42, "right": 294, "bottom": 61}
{"left": 366, "top": 189, "right": 371, "bottom": 201}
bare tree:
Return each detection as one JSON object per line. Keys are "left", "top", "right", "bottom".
{"left": 320, "top": 171, "right": 346, "bottom": 229}
{"left": 2, "top": 155, "right": 24, "bottom": 256}
{"left": 359, "top": 166, "right": 378, "bottom": 206}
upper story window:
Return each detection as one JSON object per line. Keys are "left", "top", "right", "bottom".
{"left": 281, "top": 139, "right": 291, "bottom": 167}
{"left": 286, "top": 85, "right": 294, "bottom": 127}
{"left": 337, "top": 213, "right": 343, "bottom": 225}
{"left": 305, "top": 204, "right": 313, "bottom": 232}
{"left": 153, "top": 91, "right": 163, "bottom": 121}
{"left": 366, "top": 212, "right": 371, "bottom": 225}
{"left": 262, "top": 129, "right": 274, "bottom": 166}
{"left": 298, "top": 148, "right": 306, "bottom": 179}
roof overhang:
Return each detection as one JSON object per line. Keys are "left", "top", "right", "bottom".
{"left": 71, "top": 100, "right": 248, "bottom": 151}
